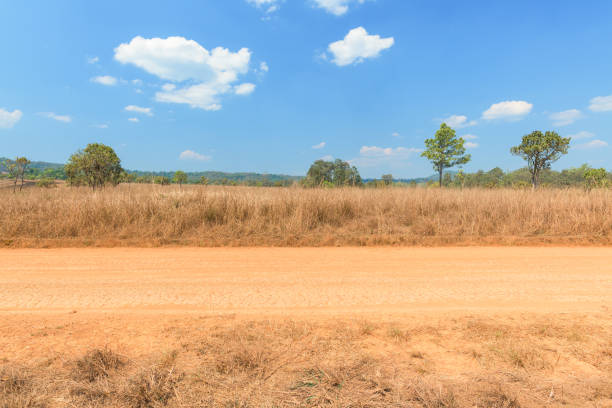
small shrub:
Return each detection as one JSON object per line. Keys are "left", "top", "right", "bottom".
{"left": 72, "top": 348, "right": 127, "bottom": 382}
{"left": 35, "top": 178, "right": 55, "bottom": 188}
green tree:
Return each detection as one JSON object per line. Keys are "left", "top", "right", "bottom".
{"left": 200, "top": 176, "right": 209, "bottom": 185}
{"left": 65, "top": 143, "right": 123, "bottom": 190}
{"left": 304, "top": 159, "right": 362, "bottom": 187}
{"left": 173, "top": 170, "right": 188, "bottom": 187}
{"left": 584, "top": 168, "right": 608, "bottom": 190}
{"left": 382, "top": 174, "right": 393, "bottom": 186}
{"left": 421, "top": 123, "right": 471, "bottom": 187}
{"left": 2, "top": 157, "right": 30, "bottom": 192}
{"left": 510, "top": 131, "right": 571, "bottom": 189}
{"left": 455, "top": 169, "right": 466, "bottom": 189}
{"left": 154, "top": 176, "right": 170, "bottom": 185}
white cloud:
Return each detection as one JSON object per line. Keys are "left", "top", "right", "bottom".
{"left": 549, "top": 109, "right": 583, "bottom": 127}
{"left": 132, "top": 79, "right": 143, "bottom": 86}
{"left": 576, "top": 139, "right": 608, "bottom": 149}
{"left": 352, "top": 145, "right": 422, "bottom": 168}
{"left": 568, "top": 130, "right": 594, "bottom": 140}
{"left": 482, "top": 100, "right": 532, "bottom": 121}
{"left": 259, "top": 62, "right": 269, "bottom": 73}
{"left": 128, "top": 117, "right": 139, "bottom": 123}
{"left": 0, "top": 108, "right": 23, "bottom": 129}
{"left": 179, "top": 150, "right": 211, "bottom": 161}
{"left": 442, "top": 114, "right": 477, "bottom": 129}
{"left": 312, "top": 142, "right": 326, "bottom": 149}
{"left": 313, "top": 0, "right": 367, "bottom": 15}
{"left": 247, "top": 0, "right": 279, "bottom": 8}
{"left": 327, "top": 27, "right": 394, "bottom": 66}
{"left": 115, "top": 36, "right": 254, "bottom": 111}
{"left": 391, "top": 132, "right": 400, "bottom": 138}
{"left": 465, "top": 142, "right": 479, "bottom": 149}
{"left": 462, "top": 134, "right": 478, "bottom": 140}
{"left": 40, "top": 112, "right": 71, "bottom": 123}
{"left": 589, "top": 95, "right": 612, "bottom": 112}
{"left": 92, "top": 124, "right": 109, "bottom": 129}
{"left": 87, "top": 56, "right": 99, "bottom": 64}
{"left": 234, "top": 83, "right": 256, "bottom": 95}
{"left": 320, "top": 155, "right": 334, "bottom": 161}
{"left": 360, "top": 146, "right": 422, "bottom": 157}
{"left": 91, "top": 75, "right": 118, "bottom": 86}
{"left": 124, "top": 105, "right": 153, "bottom": 116}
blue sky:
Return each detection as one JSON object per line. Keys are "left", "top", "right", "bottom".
{"left": 1, "top": 0, "right": 612, "bottom": 178}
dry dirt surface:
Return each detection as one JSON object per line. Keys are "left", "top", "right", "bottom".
{"left": 1, "top": 247, "right": 611, "bottom": 407}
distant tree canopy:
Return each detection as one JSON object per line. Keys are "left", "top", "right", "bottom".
{"left": 173, "top": 170, "right": 188, "bottom": 186}
{"left": 303, "top": 159, "right": 363, "bottom": 187}
{"left": 584, "top": 168, "right": 608, "bottom": 190}
{"left": 65, "top": 143, "right": 123, "bottom": 189}
{"left": 421, "top": 123, "right": 471, "bottom": 187}
{"left": 510, "top": 130, "right": 571, "bottom": 188}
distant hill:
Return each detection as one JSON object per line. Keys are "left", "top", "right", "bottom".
{"left": 0, "top": 157, "right": 64, "bottom": 172}
{"left": 126, "top": 169, "right": 302, "bottom": 183}
{"left": 0, "top": 157, "right": 302, "bottom": 183}
{"left": 364, "top": 171, "right": 458, "bottom": 184}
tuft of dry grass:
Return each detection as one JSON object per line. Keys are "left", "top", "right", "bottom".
{"left": 0, "top": 367, "right": 48, "bottom": 408}
{"left": 3, "top": 184, "right": 612, "bottom": 247}
{"left": 72, "top": 347, "right": 127, "bottom": 382}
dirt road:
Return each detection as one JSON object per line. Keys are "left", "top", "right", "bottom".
{"left": 1, "top": 247, "right": 611, "bottom": 314}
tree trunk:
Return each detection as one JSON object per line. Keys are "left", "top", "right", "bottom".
{"left": 531, "top": 171, "right": 538, "bottom": 189}
{"left": 439, "top": 167, "right": 443, "bottom": 187}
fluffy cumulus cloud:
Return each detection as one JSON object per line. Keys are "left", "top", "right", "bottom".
{"left": 549, "top": 109, "right": 583, "bottom": 127}
{"left": 179, "top": 150, "right": 211, "bottom": 161}
{"left": 234, "top": 83, "right": 256, "bottom": 95}
{"left": 91, "top": 75, "right": 118, "bottom": 86}
{"left": 128, "top": 117, "right": 139, "bottom": 123}
{"left": 465, "top": 142, "right": 479, "bottom": 149}
{"left": 328, "top": 27, "right": 394, "bottom": 66}
{"left": 442, "top": 114, "right": 476, "bottom": 129}
{"left": 462, "top": 134, "right": 478, "bottom": 140}
{"left": 352, "top": 145, "right": 422, "bottom": 167}
{"left": 87, "top": 56, "right": 99, "bottom": 64}
{"left": 589, "top": 95, "right": 612, "bottom": 112}
{"left": 40, "top": 112, "right": 71, "bottom": 123}
{"left": 125, "top": 105, "right": 153, "bottom": 116}
{"left": 360, "top": 146, "right": 422, "bottom": 157}
{"left": 313, "top": 0, "right": 367, "bottom": 15}
{"left": 576, "top": 139, "right": 608, "bottom": 149}
{"left": 482, "top": 100, "right": 532, "bottom": 121}
{"left": 114, "top": 36, "right": 254, "bottom": 111}
{"left": 0, "top": 108, "right": 23, "bottom": 129}
{"left": 312, "top": 142, "right": 326, "bottom": 149}
{"left": 568, "top": 131, "right": 594, "bottom": 140}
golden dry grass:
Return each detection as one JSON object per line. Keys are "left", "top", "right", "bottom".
{"left": 1, "top": 316, "right": 611, "bottom": 407}
{"left": 2, "top": 184, "right": 612, "bottom": 247}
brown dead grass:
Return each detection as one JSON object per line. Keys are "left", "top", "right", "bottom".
{"left": 2, "top": 184, "right": 612, "bottom": 247}
{"left": 2, "top": 317, "right": 611, "bottom": 407}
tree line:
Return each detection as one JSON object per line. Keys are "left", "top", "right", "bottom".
{"left": 1, "top": 124, "right": 608, "bottom": 191}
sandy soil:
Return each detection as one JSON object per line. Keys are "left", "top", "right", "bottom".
{"left": 1, "top": 248, "right": 611, "bottom": 407}
{"left": 1, "top": 247, "right": 611, "bottom": 314}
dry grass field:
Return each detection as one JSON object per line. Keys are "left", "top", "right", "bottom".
{"left": 1, "top": 247, "right": 611, "bottom": 407}
{"left": 2, "top": 187, "right": 612, "bottom": 407}
{"left": 2, "top": 184, "right": 612, "bottom": 247}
